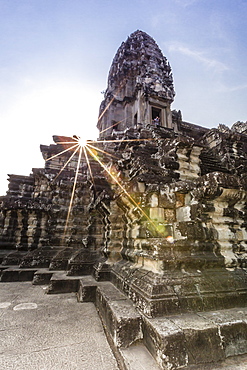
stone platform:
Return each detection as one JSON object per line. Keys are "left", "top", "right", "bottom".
{"left": 0, "top": 281, "right": 118, "bottom": 370}
{"left": 78, "top": 277, "right": 247, "bottom": 369}
{"left": 1, "top": 269, "right": 247, "bottom": 369}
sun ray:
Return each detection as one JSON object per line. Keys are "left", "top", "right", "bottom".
{"left": 45, "top": 143, "right": 79, "bottom": 162}
{"left": 46, "top": 72, "right": 160, "bottom": 242}
{"left": 97, "top": 80, "right": 128, "bottom": 132}
{"left": 86, "top": 143, "right": 119, "bottom": 159}
{"left": 63, "top": 145, "right": 83, "bottom": 239}
{"left": 52, "top": 145, "right": 80, "bottom": 182}
{"left": 53, "top": 141, "right": 78, "bottom": 144}
{"left": 86, "top": 146, "right": 163, "bottom": 235}
{"left": 99, "top": 120, "right": 122, "bottom": 134}
{"left": 97, "top": 96, "right": 115, "bottom": 124}
{"left": 99, "top": 116, "right": 131, "bottom": 135}
{"left": 94, "top": 138, "right": 154, "bottom": 144}
{"left": 83, "top": 146, "right": 96, "bottom": 189}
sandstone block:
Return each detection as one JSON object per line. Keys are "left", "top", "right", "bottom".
{"left": 96, "top": 282, "right": 143, "bottom": 348}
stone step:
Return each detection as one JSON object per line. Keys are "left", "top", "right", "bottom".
{"left": 46, "top": 271, "right": 82, "bottom": 294}
{"left": 0, "top": 266, "right": 38, "bottom": 282}
{"left": 77, "top": 275, "right": 99, "bottom": 302}
{"left": 142, "top": 307, "right": 247, "bottom": 369}
{"left": 3, "top": 269, "right": 246, "bottom": 369}
{"left": 0, "top": 264, "right": 18, "bottom": 273}
{"left": 119, "top": 342, "right": 160, "bottom": 370}
{"left": 95, "top": 281, "right": 143, "bottom": 348}
{"left": 92, "top": 280, "right": 247, "bottom": 368}
{"left": 0, "top": 241, "right": 18, "bottom": 249}
{"left": 188, "top": 352, "right": 247, "bottom": 369}
{"left": 32, "top": 268, "right": 60, "bottom": 285}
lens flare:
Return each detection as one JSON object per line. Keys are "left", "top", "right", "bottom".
{"left": 46, "top": 81, "right": 167, "bottom": 242}
{"left": 63, "top": 145, "right": 83, "bottom": 240}
{"left": 77, "top": 137, "right": 88, "bottom": 147}
{"left": 85, "top": 145, "right": 162, "bottom": 234}
{"left": 46, "top": 131, "right": 168, "bottom": 241}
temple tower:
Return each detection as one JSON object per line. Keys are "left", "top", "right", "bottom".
{"left": 97, "top": 30, "right": 175, "bottom": 138}
{"left": 1, "top": 30, "right": 247, "bottom": 369}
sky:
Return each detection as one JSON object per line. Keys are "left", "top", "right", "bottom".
{"left": 0, "top": 0, "right": 247, "bottom": 195}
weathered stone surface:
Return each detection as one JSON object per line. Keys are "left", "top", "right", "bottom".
{"left": 111, "top": 262, "right": 247, "bottom": 317}
{"left": 98, "top": 30, "right": 175, "bottom": 138}
{"left": 0, "top": 282, "right": 119, "bottom": 370}
{"left": 198, "top": 307, "right": 247, "bottom": 358}
{"left": 77, "top": 275, "right": 99, "bottom": 302}
{"left": 143, "top": 316, "right": 188, "bottom": 369}
{"left": 168, "top": 314, "right": 225, "bottom": 364}
{"left": 96, "top": 282, "right": 143, "bottom": 348}
{"left": 0, "top": 267, "right": 37, "bottom": 282}
{"left": 46, "top": 272, "right": 80, "bottom": 294}
{"left": 119, "top": 342, "right": 161, "bottom": 370}
{"left": 143, "top": 308, "right": 247, "bottom": 368}
{"left": 32, "top": 269, "right": 54, "bottom": 285}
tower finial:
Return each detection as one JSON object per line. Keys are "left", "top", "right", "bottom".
{"left": 98, "top": 30, "right": 175, "bottom": 137}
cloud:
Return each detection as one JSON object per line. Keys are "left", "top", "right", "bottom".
{"left": 168, "top": 43, "right": 229, "bottom": 74}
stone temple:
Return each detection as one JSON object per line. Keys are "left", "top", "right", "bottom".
{"left": 1, "top": 30, "right": 247, "bottom": 369}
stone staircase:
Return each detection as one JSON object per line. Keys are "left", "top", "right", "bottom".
{"left": 1, "top": 266, "right": 247, "bottom": 369}
{"left": 77, "top": 277, "right": 247, "bottom": 369}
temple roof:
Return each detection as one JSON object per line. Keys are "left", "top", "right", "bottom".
{"left": 107, "top": 30, "right": 175, "bottom": 101}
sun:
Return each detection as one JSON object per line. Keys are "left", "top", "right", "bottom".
{"left": 77, "top": 136, "right": 88, "bottom": 147}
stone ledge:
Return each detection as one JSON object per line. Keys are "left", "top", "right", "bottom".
{"left": 95, "top": 282, "right": 143, "bottom": 348}
{"left": 46, "top": 272, "right": 81, "bottom": 294}
{"left": 111, "top": 264, "right": 247, "bottom": 317}
{"left": 143, "top": 307, "right": 247, "bottom": 369}
{"left": 77, "top": 275, "right": 99, "bottom": 302}
{"left": 198, "top": 307, "right": 247, "bottom": 358}
{"left": 32, "top": 268, "right": 60, "bottom": 285}
{"left": 0, "top": 267, "right": 38, "bottom": 282}
{"left": 119, "top": 342, "right": 161, "bottom": 370}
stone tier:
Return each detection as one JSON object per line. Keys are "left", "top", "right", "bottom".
{"left": 1, "top": 267, "right": 247, "bottom": 369}
{"left": 111, "top": 262, "right": 247, "bottom": 318}
{"left": 78, "top": 275, "right": 247, "bottom": 369}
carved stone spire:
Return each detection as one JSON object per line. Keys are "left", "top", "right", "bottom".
{"left": 108, "top": 30, "right": 175, "bottom": 100}
{"left": 98, "top": 30, "right": 175, "bottom": 138}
